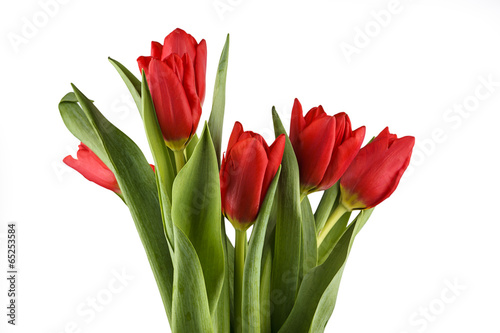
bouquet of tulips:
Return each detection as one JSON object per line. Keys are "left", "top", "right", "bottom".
{"left": 60, "top": 29, "right": 415, "bottom": 332}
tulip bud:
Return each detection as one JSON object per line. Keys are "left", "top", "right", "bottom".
{"left": 64, "top": 143, "right": 120, "bottom": 193}
{"left": 220, "top": 122, "right": 285, "bottom": 230}
{"left": 290, "top": 98, "right": 365, "bottom": 195}
{"left": 340, "top": 127, "right": 415, "bottom": 210}
{"left": 137, "top": 28, "right": 207, "bottom": 151}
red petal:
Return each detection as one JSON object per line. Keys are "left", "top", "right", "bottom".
{"left": 362, "top": 136, "right": 414, "bottom": 207}
{"left": 164, "top": 53, "right": 184, "bottom": 82}
{"left": 334, "top": 112, "right": 352, "bottom": 143}
{"left": 372, "top": 127, "right": 397, "bottom": 148}
{"left": 63, "top": 143, "right": 119, "bottom": 193}
{"left": 318, "top": 126, "right": 365, "bottom": 190}
{"left": 290, "top": 98, "right": 305, "bottom": 147}
{"left": 148, "top": 59, "right": 192, "bottom": 144}
{"left": 294, "top": 116, "right": 336, "bottom": 189}
{"left": 227, "top": 122, "right": 244, "bottom": 153}
{"left": 137, "top": 56, "right": 152, "bottom": 77}
{"left": 151, "top": 41, "right": 163, "bottom": 59}
{"left": 261, "top": 134, "right": 285, "bottom": 202}
{"left": 162, "top": 28, "right": 197, "bottom": 61}
{"left": 195, "top": 39, "right": 207, "bottom": 105}
{"left": 181, "top": 53, "right": 202, "bottom": 138}
{"left": 304, "top": 105, "right": 327, "bottom": 125}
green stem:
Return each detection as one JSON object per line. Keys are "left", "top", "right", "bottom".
{"left": 173, "top": 149, "right": 186, "bottom": 173}
{"left": 300, "top": 192, "right": 307, "bottom": 202}
{"left": 317, "top": 203, "right": 349, "bottom": 247}
{"left": 235, "top": 229, "right": 246, "bottom": 333}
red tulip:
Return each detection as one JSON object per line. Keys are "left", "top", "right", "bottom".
{"left": 340, "top": 127, "right": 415, "bottom": 210}
{"left": 220, "top": 122, "right": 285, "bottom": 230}
{"left": 137, "top": 28, "right": 207, "bottom": 151}
{"left": 64, "top": 143, "right": 120, "bottom": 193}
{"left": 290, "top": 98, "right": 366, "bottom": 194}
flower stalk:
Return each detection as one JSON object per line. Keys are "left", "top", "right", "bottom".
{"left": 235, "top": 229, "right": 246, "bottom": 333}
{"left": 173, "top": 149, "right": 186, "bottom": 173}
{"left": 317, "top": 203, "right": 349, "bottom": 247}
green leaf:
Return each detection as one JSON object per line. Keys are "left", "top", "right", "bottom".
{"left": 171, "top": 123, "right": 225, "bottom": 316}
{"left": 186, "top": 133, "right": 199, "bottom": 161}
{"left": 279, "top": 209, "right": 374, "bottom": 332}
{"left": 208, "top": 34, "right": 230, "bottom": 167}
{"left": 108, "top": 57, "right": 142, "bottom": 115}
{"left": 242, "top": 167, "right": 281, "bottom": 333}
{"left": 317, "top": 211, "right": 351, "bottom": 265}
{"left": 141, "top": 72, "right": 176, "bottom": 248}
{"left": 63, "top": 86, "right": 174, "bottom": 322}
{"left": 314, "top": 182, "right": 340, "bottom": 232}
{"left": 308, "top": 209, "right": 374, "bottom": 331}
{"left": 213, "top": 221, "right": 232, "bottom": 333}
{"left": 59, "top": 93, "right": 111, "bottom": 168}
{"left": 270, "top": 107, "right": 302, "bottom": 330}
{"left": 278, "top": 222, "right": 355, "bottom": 333}
{"left": 172, "top": 225, "right": 214, "bottom": 332}
{"left": 300, "top": 197, "right": 317, "bottom": 278}
{"left": 352, "top": 208, "right": 374, "bottom": 239}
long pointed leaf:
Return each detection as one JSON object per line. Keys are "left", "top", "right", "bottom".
{"left": 108, "top": 57, "right": 142, "bottom": 115}
{"left": 314, "top": 182, "right": 340, "bottom": 231}
{"left": 171, "top": 123, "right": 225, "bottom": 315}
{"left": 59, "top": 93, "right": 111, "bottom": 167}
{"left": 300, "top": 197, "right": 317, "bottom": 278}
{"left": 172, "top": 225, "right": 214, "bottom": 332}
{"left": 213, "top": 218, "right": 231, "bottom": 333}
{"left": 64, "top": 86, "right": 173, "bottom": 322}
{"left": 271, "top": 107, "right": 302, "bottom": 330}
{"left": 279, "top": 209, "right": 374, "bottom": 332}
{"left": 208, "top": 34, "right": 230, "bottom": 167}
{"left": 308, "top": 209, "right": 374, "bottom": 330}
{"left": 278, "top": 222, "right": 355, "bottom": 332}
{"left": 242, "top": 167, "right": 281, "bottom": 333}
{"left": 141, "top": 71, "right": 176, "bottom": 247}
{"left": 317, "top": 211, "right": 351, "bottom": 265}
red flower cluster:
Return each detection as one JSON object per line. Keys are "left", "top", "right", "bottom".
{"left": 64, "top": 28, "right": 415, "bottom": 225}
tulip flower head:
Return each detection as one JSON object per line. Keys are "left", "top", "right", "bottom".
{"left": 138, "top": 28, "right": 207, "bottom": 151}
{"left": 290, "top": 98, "right": 366, "bottom": 195}
{"left": 340, "top": 127, "right": 415, "bottom": 210}
{"left": 64, "top": 143, "right": 120, "bottom": 193}
{"left": 220, "top": 122, "right": 286, "bottom": 231}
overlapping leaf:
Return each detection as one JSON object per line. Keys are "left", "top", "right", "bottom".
{"left": 171, "top": 124, "right": 225, "bottom": 317}
{"left": 242, "top": 167, "right": 281, "bottom": 333}
{"left": 60, "top": 87, "right": 174, "bottom": 321}
{"left": 208, "top": 34, "right": 230, "bottom": 167}
{"left": 271, "top": 108, "right": 302, "bottom": 330}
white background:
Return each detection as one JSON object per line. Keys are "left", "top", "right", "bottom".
{"left": 1, "top": 0, "right": 500, "bottom": 332}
